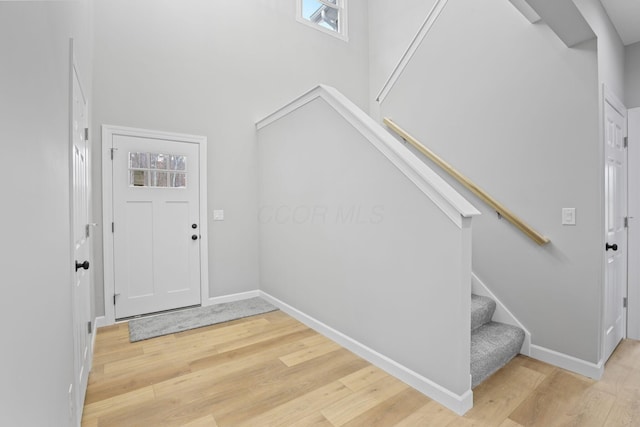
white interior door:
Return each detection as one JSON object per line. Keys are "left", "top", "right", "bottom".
{"left": 603, "top": 92, "right": 627, "bottom": 362}
{"left": 111, "top": 134, "right": 201, "bottom": 318}
{"left": 71, "top": 58, "right": 91, "bottom": 421}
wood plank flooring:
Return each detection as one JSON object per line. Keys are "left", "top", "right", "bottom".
{"left": 83, "top": 310, "right": 640, "bottom": 426}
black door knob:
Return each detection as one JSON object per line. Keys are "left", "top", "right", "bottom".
{"left": 75, "top": 260, "right": 90, "bottom": 271}
{"left": 192, "top": 224, "right": 198, "bottom": 229}
{"left": 192, "top": 234, "right": 198, "bottom": 240}
{"left": 606, "top": 243, "right": 618, "bottom": 251}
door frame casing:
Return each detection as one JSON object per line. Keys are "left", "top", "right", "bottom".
{"left": 102, "top": 125, "right": 209, "bottom": 325}
{"left": 628, "top": 107, "right": 640, "bottom": 340}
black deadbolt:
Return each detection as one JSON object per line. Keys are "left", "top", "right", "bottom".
{"left": 192, "top": 224, "right": 197, "bottom": 229}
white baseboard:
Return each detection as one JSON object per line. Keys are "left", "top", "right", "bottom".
{"left": 259, "top": 291, "right": 473, "bottom": 416}
{"left": 469, "top": 274, "right": 604, "bottom": 380}
{"left": 94, "top": 316, "right": 107, "bottom": 329}
{"left": 91, "top": 317, "right": 103, "bottom": 358}
{"left": 471, "top": 273, "right": 531, "bottom": 356}
{"left": 206, "top": 290, "right": 260, "bottom": 306}
{"left": 529, "top": 345, "right": 604, "bottom": 380}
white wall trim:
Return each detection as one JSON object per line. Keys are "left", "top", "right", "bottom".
{"left": 259, "top": 291, "right": 473, "bottom": 415}
{"left": 471, "top": 273, "right": 531, "bottom": 356}
{"left": 529, "top": 345, "right": 604, "bottom": 380}
{"left": 91, "top": 317, "right": 102, "bottom": 362}
{"left": 628, "top": 108, "right": 640, "bottom": 340}
{"left": 375, "top": 0, "right": 449, "bottom": 103}
{"left": 256, "top": 84, "right": 480, "bottom": 228}
{"left": 207, "top": 290, "right": 260, "bottom": 306}
{"left": 94, "top": 316, "right": 107, "bottom": 329}
{"left": 101, "top": 125, "right": 209, "bottom": 326}
{"left": 604, "top": 85, "right": 627, "bottom": 119}
{"left": 627, "top": 108, "right": 640, "bottom": 340}
{"left": 256, "top": 85, "right": 318, "bottom": 130}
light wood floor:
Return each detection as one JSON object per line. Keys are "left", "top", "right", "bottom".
{"left": 83, "top": 310, "right": 640, "bottom": 426}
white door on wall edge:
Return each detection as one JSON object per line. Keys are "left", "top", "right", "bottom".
{"left": 603, "top": 89, "right": 627, "bottom": 362}
{"left": 71, "top": 54, "right": 92, "bottom": 422}
{"left": 111, "top": 134, "right": 201, "bottom": 319}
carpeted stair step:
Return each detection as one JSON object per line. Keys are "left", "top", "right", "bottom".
{"left": 471, "top": 294, "right": 496, "bottom": 331}
{"left": 471, "top": 321, "right": 525, "bottom": 388}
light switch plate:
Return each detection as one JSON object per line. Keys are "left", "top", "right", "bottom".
{"left": 562, "top": 208, "right": 576, "bottom": 225}
{"left": 213, "top": 210, "right": 224, "bottom": 221}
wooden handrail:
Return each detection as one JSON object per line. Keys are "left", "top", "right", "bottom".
{"left": 384, "top": 117, "right": 550, "bottom": 246}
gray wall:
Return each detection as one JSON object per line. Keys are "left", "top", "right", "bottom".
{"left": 626, "top": 42, "right": 640, "bottom": 108}
{"left": 372, "top": 0, "right": 603, "bottom": 362}
{"left": 0, "top": 1, "right": 93, "bottom": 425}
{"left": 258, "top": 95, "right": 473, "bottom": 395}
{"left": 575, "top": 0, "right": 626, "bottom": 103}
{"left": 91, "top": 0, "right": 370, "bottom": 315}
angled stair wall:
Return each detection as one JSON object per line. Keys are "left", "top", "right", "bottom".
{"left": 257, "top": 85, "right": 479, "bottom": 415}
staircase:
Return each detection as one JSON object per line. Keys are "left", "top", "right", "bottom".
{"left": 471, "top": 294, "right": 525, "bottom": 388}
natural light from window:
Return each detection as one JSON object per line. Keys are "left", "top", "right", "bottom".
{"left": 297, "top": 0, "right": 347, "bottom": 40}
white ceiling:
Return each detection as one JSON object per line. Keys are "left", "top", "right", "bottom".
{"left": 601, "top": 0, "right": 640, "bottom": 46}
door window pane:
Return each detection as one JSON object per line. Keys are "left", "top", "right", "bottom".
{"left": 129, "top": 152, "right": 187, "bottom": 188}
{"left": 150, "top": 171, "right": 168, "bottom": 187}
{"left": 129, "top": 152, "right": 149, "bottom": 169}
{"left": 170, "top": 172, "right": 187, "bottom": 188}
{"left": 131, "top": 170, "right": 147, "bottom": 187}
{"left": 149, "top": 153, "right": 168, "bottom": 170}
{"left": 170, "top": 155, "right": 186, "bottom": 171}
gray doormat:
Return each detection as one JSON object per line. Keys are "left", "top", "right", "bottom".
{"left": 128, "top": 297, "right": 278, "bottom": 342}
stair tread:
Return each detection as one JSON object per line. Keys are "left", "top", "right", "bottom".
{"left": 471, "top": 321, "right": 525, "bottom": 388}
{"left": 471, "top": 294, "right": 496, "bottom": 331}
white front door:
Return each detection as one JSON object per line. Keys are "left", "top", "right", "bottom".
{"left": 603, "top": 91, "right": 627, "bottom": 362}
{"left": 71, "top": 58, "right": 92, "bottom": 421}
{"left": 111, "top": 134, "right": 201, "bottom": 318}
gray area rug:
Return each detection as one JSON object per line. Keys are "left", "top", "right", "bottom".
{"left": 128, "top": 297, "right": 278, "bottom": 342}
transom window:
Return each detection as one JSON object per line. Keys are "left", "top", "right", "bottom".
{"left": 297, "top": 0, "right": 347, "bottom": 41}
{"left": 129, "top": 152, "right": 187, "bottom": 188}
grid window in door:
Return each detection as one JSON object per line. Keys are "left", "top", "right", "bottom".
{"left": 129, "top": 152, "right": 187, "bottom": 188}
